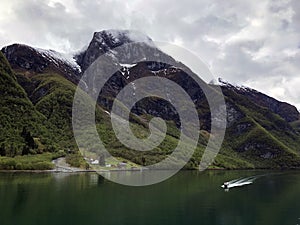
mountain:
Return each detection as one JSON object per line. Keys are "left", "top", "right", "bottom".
{"left": 1, "top": 29, "right": 300, "bottom": 169}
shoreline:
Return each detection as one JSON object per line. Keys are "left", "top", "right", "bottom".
{"left": 0, "top": 167, "right": 297, "bottom": 173}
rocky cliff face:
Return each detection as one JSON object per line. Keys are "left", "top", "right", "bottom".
{"left": 75, "top": 29, "right": 153, "bottom": 72}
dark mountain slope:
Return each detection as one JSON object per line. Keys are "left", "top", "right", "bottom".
{"left": 218, "top": 78, "right": 299, "bottom": 122}
{"left": 2, "top": 44, "right": 81, "bottom": 83}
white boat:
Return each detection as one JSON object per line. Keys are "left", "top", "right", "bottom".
{"left": 221, "top": 182, "right": 229, "bottom": 189}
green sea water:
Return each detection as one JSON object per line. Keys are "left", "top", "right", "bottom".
{"left": 0, "top": 170, "right": 299, "bottom": 225}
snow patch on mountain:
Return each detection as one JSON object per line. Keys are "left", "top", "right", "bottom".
{"left": 36, "top": 48, "right": 81, "bottom": 72}
{"left": 120, "top": 63, "right": 137, "bottom": 68}
{"left": 210, "top": 78, "right": 254, "bottom": 92}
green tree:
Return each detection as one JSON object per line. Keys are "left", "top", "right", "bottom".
{"left": 0, "top": 143, "right": 6, "bottom": 156}
{"left": 9, "top": 144, "right": 16, "bottom": 157}
{"left": 142, "top": 156, "right": 146, "bottom": 166}
{"left": 21, "top": 127, "right": 36, "bottom": 149}
{"left": 22, "top": 145, "right": 30, "bottom": 155}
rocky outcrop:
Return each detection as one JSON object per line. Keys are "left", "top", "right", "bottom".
{"left": 75, "top": 30, "right": 153, "bottom": 72}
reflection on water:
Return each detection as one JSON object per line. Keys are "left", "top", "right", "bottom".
{"left": 100, "top": 169, "right": 181, "bottom": 186}
{"left": 0, "top": 170, "right": 300, "bottom": 225}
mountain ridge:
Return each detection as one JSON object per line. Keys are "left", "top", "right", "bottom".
{"left": 2, "top": 31, "right": 298, "bottom": 124}
{"left": 1, "top": 29, "right": 300, "bottom": 169}
{"left": 216, "top": 78, "right": 299, "bottom": 122}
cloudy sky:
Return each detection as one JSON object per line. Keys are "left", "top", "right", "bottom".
{"left": 0, "top": 0, "right": 300, "bottom": 108}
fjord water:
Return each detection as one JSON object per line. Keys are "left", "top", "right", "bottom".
{"left": 1, "top": 171, "right": 300, "bottom": 225}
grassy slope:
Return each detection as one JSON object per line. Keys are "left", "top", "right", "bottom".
{"left": 14, "top": 70, "right": 244, "bottom": 170}
{"left": 219, "top": 88, "right": 300, "bottom": 169}
{"left": 19, "top": 73, "right": 89, "bottom": 168}
{"left": 0, "top": 52, "right": 43, "bottom": 149}
{"left": 0, "top": 52, "right": 65, "bottom": 169}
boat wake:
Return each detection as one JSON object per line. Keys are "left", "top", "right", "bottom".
{"left": 221, "top": 175, "right": 261, "bottom": 190}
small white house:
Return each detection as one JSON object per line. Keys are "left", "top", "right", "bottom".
{"left": 91, "top": 159, "right": 99, "bottom": 165}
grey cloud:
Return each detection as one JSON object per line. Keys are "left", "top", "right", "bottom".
{"left": 0, "top": 0, "right": 299, "bottom": 107}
